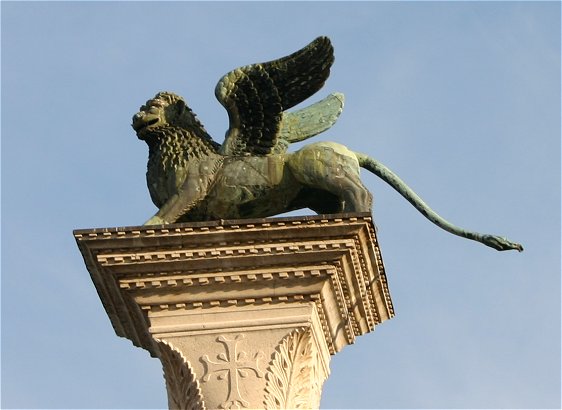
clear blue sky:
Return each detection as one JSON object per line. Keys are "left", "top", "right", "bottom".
{"left": 2, "top": 1, "right": 560, "bottom": 409}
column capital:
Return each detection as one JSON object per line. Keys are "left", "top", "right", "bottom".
{"left": 75, "top": 213, "right": 394, "bottom": 409}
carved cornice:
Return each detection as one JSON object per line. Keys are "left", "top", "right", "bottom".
{"left": 75, "top": 213, "right": 394, "bottom": 357}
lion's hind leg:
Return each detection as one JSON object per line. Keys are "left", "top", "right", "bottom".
{"left": 288, "top": 142, "right": 372, "bottom": 213}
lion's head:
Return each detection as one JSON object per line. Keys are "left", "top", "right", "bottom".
{"left": 132, "top": 92, "right": 200, "bottom": 139}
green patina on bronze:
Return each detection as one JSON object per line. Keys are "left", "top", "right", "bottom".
{"left": 132, "top": 36, "right": 522, "bottom": 252}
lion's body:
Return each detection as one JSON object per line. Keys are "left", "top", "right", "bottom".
{"left": 146, "top": 139, "right": 372, "bottom": 223}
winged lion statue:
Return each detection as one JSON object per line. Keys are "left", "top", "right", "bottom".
{"left": 132, "top": 36, "right": 522, "bottom": 252}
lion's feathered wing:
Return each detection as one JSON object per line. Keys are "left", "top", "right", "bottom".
{"left": 215, "top": 36, "right": 335, "bottom": 156}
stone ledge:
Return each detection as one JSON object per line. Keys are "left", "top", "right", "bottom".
{"left": 74, "top": 212, "right": 394, "bottom": 357}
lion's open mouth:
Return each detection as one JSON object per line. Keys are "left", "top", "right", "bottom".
{"left": 133, "top": 117, "right": 160, "bottom": 132}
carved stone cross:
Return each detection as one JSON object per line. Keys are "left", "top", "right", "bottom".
{"left": 201, "top": 334, "right": 265, "bottom": 409}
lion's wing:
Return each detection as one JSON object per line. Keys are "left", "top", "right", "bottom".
{"left": 215, "top": 36, "right": 334, "bottom": 156}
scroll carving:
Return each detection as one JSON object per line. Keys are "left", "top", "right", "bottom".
{"left": 263, "top": 328, "right": 324, "bottom": 409}
{"left": 157, "top": 340, "right": 206, "bottom": 410}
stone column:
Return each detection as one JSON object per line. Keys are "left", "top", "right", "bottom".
{"left": 75, "top": 213, "right": 394, "bottom": 409}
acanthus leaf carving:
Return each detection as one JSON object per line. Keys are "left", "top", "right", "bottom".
{"left": 157, "top": 340, "right": 206, "bottom": 410}
{"left": 263, "top": 327, "right": 322, "bottom": 410}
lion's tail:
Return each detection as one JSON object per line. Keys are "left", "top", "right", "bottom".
{"left": 354, "top": 152, "right": 523, "bottom": 252}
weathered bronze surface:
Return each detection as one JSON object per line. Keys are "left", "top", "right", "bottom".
{"left": 132, "top": 36, "right": 522, "bottom": 252}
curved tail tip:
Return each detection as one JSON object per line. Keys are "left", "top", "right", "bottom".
{"left": 482, "top": 235, "right": 524, "bottom": 252}
{"left": 502, "top": 239, "right": 524, "bottom": 252}
{"left": 506, "top": 242, "right": 524, "bottom": 252}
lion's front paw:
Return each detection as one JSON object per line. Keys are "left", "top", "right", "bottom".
{"left": 144, "top": 215, "right": 167, "bottom": 226}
